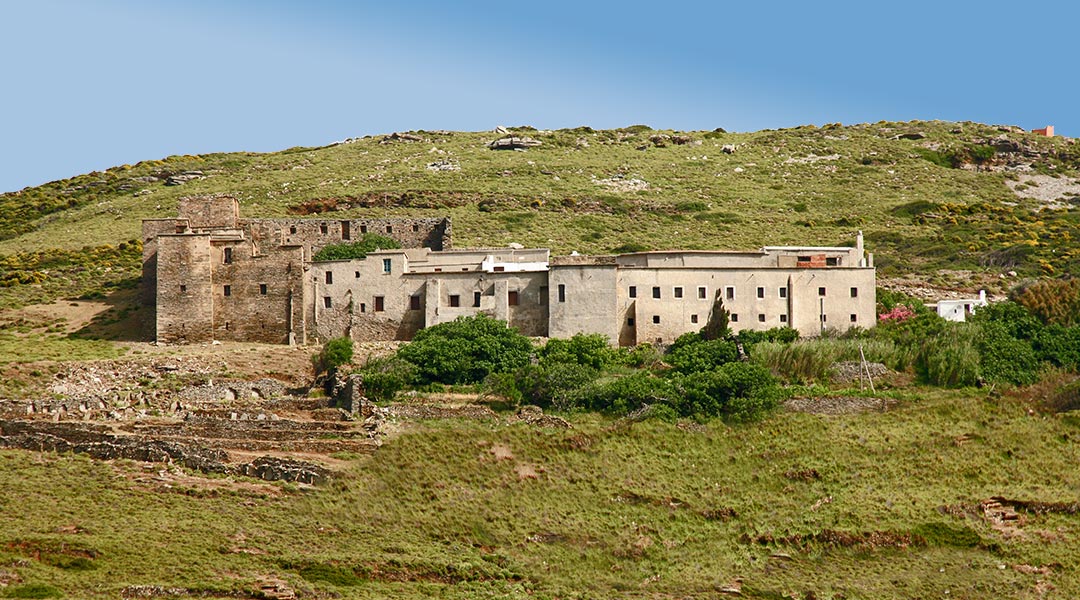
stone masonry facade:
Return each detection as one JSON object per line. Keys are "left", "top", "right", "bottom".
{"left": 145, "top": 195, "right": 876, "bottom": 346}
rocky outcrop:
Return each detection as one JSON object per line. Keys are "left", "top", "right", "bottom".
{"left": 488, "top": 136, "right": 542, "bottom": 150}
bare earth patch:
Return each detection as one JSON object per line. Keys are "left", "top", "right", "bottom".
{"left": 1006, "top": 174, "right": 1080, "bottom": 209}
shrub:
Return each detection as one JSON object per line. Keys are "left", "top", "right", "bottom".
{"left": 312, "top": 234, "right": 401, "bottom": 262}
{"left": 969, "top": 300, "right": 1043, "bottom": 340}
{"left": 672, "top": 362, "right": 783, "bottom": 421}
{"left": 1013, "top": 278, "right": 1080, "bottom": 327}
{"left": 507, "top": 362, "right": 599, "bottom": 410}
{"left": 540, "top": 333, "right": 616, "bottom": 370}
{"left": 4, "top": 584, "right": 63, "bottom": 599}
{"left": 1034, "top": 325, "right": 1080, "bottom": 369}
{"left": 358, "top": 356, "right": 417, "bottom": 402}
{"left": 618, "top": 343, "right": 663, "bottom": 368}
{"left": 319, "top": 337, "right": 354, "bottom": 372}
{"left": 666, "top": 336, "right": 738, "bottom": 375}
{"left": 737, "top": 327, "right": 800, "bottom": 348}
{"left": 576, "top": 372, "right": 678, "bottom": 415}
{"left": 976, "top": 322, "right": 1040, "bottom": 386}
{"left": 397, "top": 315, "right": 533, "bottom": 385}
{"left": 750, "top": 340, "right": 838, "bottom": 384}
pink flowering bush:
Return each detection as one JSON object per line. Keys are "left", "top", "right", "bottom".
{"left": 878, "top": 304, "right": 916, "bottom": 323}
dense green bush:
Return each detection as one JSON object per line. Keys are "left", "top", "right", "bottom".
{"left": 737, "top": 327, "right": 800, "bottom": 347}
{"left": 319, "top": 337, "right": 354, "bottom": 372}
{"left": 666, "top": 334, "right": 738, "bottom": 375}
{"left": 506, "top": 362, "right": 599, "bottom": 410}
{"left": 976, "top": 322, "right": 1040, "bottom": 386}
{"left": 1034, "top": 325, "right": 1080, "bottom": 369}
{"left": 671, "top": 362, "right": 783, "bottom": 421}
{"left": 397, "top": 315, "right": 533, "bottom": 384}
{"left": 358, "top": 356, "right": 417, "bottom": 402}
{"left": 312, "top": 234, "right": 401, "bottom": 261}
{"left": 540, "top": 333, "right": 616, "bottom": 370}
{"left": 576, "top": 372, "right": 678, "bottom": 415}
{"left": 969, "top": 300, "right": 1043, "bottom": 340}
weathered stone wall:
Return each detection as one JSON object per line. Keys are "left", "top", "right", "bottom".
{"left": 548, "top": 264, "right": 620, "bottom": 343}
{"left": 156, "top": 234, "right": 214, "bottom": 343}
{"left": 178, "top": 195, "right": 239, "bottom": 229}
{"left": 211, "top": 238, "right": 305, "bottom": 344}
{"left": 258, "top": 216, "right": 451, "bottom": 255}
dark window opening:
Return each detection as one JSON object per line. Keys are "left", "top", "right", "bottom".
{"left": 558, "top": 284, "right": 566, "bottom": 303}
{"left": 179, "top": 284, "right": 186, "bottom": 293}
{"left": 223, "top": 247, "right": 233, "bottom": 264}
{"left": 674, "top": 287, "right": 684, "bottom": 299}
{"left": 449, "top": 295, "right": 460, "bottom": 307}
{"left": 652, "top": 286, "right": 661, "bottom": 299}
{"left": 385, "top": 225, "right": 393, "bottom": 234}
{"left": 360, "top": 303, "right": 366, "bottom": 313}
{"left": 360, "top": 225, "right": 368, "bottom": 234}
{"left": 757, "top": 287, "right": 764, "bottom": 299}
{"left": 731, "top": 314, "right": 738, "bottom": 322}
{"left": 259, "top": 283, "right": 267, "bottom": 295}
{"left": 341, "top": 221, "right": 351, "bottom": 240}
{"left": 323, "top": 296, "right": 332, "bottom": 308}
{"left": 223, "top": 285, "right": 231, "bottom": 297}
{"left": 629, "top": 286, "right": 637, "bottom": 298}
{"left": 383, "top": 258, "right": 392, "bottom": 273}
{"left": 826, "top": 257, "right": 839, "bottom": 266}
{"left": 412, "top": 224, "right": 419, "bottom": 232}
{"left": 779, "top": 287, "right": 788, "bottom": 298}
{"left": 780, "top": 314, "right": 788, "bottom": 323}
{"left": 698, "top": 286, "right": 707, "bottom": 299}
{"left": 850, "top": 287, "right": 858, "bottom": 298}
{"left": 691, "top": 314, "right": 699, "bottom": 324}
{"left": 508, "top": 291, "right": 520, "bottom": 306}
{"left": 374, "top": 296, "right": 385, "bottom": 312}
{"left": 320, "top": 224, "right": 328, "bottom": 235}
{"left": 758, "top": 314, "right": 766, "bottom": 322}
{"left": 652, "top": 315, "right": 660, "bottom": 324}
{"left": 410, "top": 295, "right": 421, "bottom": 310}
{"left": 818, "top": 287, "right": 826, "bottom": 296}
{"left": 289, "top": 225, "right": 296, "bottom": 234}
{"left": 225, "top": 321, "right": 230, "bottom": 331}
{"left": 325, "top": 271, "right": 333, "bottom": 284}
{"left": 821, "top": 314, "right": 828, "bottom": 323}
{"left": 473, "top": 292, "right": 481, "bottom": 307}
{"left": 355, "top": 271, "right": 361, "bottom": 278}
{"left": 726, "top": 287, "right": 735, "bottom": 300}
{"left": 850, "top": 314, "right": 858, "bottom": 322}
{"left": 493, "top": 266, "right": 505, "bottom": 272}
{"left": 797, "top": 255, "right": 811, "bottom": 263}
{"left": 627, "top": 318, "right": 635, "bottom": 326}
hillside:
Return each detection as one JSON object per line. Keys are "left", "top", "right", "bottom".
{"left": 2, "top": 120, "right": 1079, "bottom": 315}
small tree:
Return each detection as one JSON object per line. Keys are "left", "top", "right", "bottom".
{"left": 319, "top": 337, "right": 354, "bottom": 373}
{"left": 397, "top": 315, "right": 533, "bottom": 385}
{"left": 702, "top": 290, "right": 731, "bottom": 341}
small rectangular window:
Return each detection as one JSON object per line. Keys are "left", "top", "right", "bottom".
{"left": 341, "top": 221, "right": 351, "bottom": 240}
{"left": 508, "top": 291, "right": 520, "bottom": 306}
{"left": 223, "top": 285, "right": 231, "bottom": 297}
{"left": 289, "top": 225, "right": 297, "bottom": 234}
{"left": 691, "top": 314, "right": 699, "bottom": 324}
{"left": 779, "top": 287, "right": 788, "bottom": 299}
{"left": 449, "top": 295, "right": 460, "bottom": 307}
{"left": 360, "top": 225, "right": 368, "bottom": 234}
{"left": 325, "top": 271, "right": 333, "bottom": 284}
{"left": 385, "top": 225, "right": 393, "bottom": 234}
{"left": 850, "top": 314, "right": 858, "bottom": 322}
{"left": 410, "top": 295, "right": 421, "bottom": 310}
{"left": 797, "top": 255, "right": 811, "bottom": 263}
{"left": 652, "top": 315, "right": 660, "bottom": 324}
{"left": 323, "top": 296, "right": 332, "bottom": 308}
{"left": 558, "top": 284, "right": 566, "bottom": 303}
{"left": 652, "top": 286, "right": 661, "bottom": 299}
{"left": 473, "top": 292, "right": 481, "bottom": 307}
{"left": 320, "top": 224, "right": 328, "bottom": 234}
{"left": 698, "top": 286, "right": 707, "bottom": 299}
{"left": 374, "top": 296, "right": 385, "bottom": 312}
{"left": 627, "top": 317, "right": 635, "bottom": 326}
{"left": 780, "top": 314, "right": 788, "bottom": 323}
{"left": 674, "top": 287, "right": 683, "bottom": 299}
{"left": 412, "top": 224, "right": 419, "bottom": 232}
{"left": 757, "top": 287, "right": 764, "bottom": 299}
{"left": 493, "top": 266, "right": 505, "bottom": 272}
{"left": 259, "top": 283, "right": 267, "bottom": 295}
{"left": 758, "top": 314, "right": 766, "bottom": 322}
{"left": 819, "top": 287, "right": 826, "bottom": 296}
{"left": 850, "top": 287, "right": 858, "bottom": 298}
{"left": 731, "top": 314, "right": 738, "bottom": 322}
{"left": 726, "top": 287, "right": 735, "bottom": 300}
{"left": 223, "top": 247, "right": 233, "bottom": 264}
{"left": 360, "top": 303, "right": 366, "bottom": 313}
{"left": 382, "top": 258, "right": 392, "bottom": 273}
{"left": 629, "top": 286, "right": 637, "bottom": 298}
{"left": 355, "top": 271, "right": 361, "bottom": 278}
{"left": 179, "top": 284, "right": 186, "bottom": 293}
{"left": 826, "top": 257, "right": 839, "bottom": 266}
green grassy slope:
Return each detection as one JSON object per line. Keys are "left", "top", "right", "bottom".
{"left": 2, "top": 390, "right": 1078, "bottom": 599}
{"left": 2, "top": 120, "right": 1079, "bottom": 310}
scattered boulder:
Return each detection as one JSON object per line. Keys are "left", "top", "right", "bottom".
{"left": 514, "top": 405, "right": 571, "bottom": 428}
{"left": 381, "top": 132, "right": 424, "bottom": 143}
{"left": 488, "top": 136, "right": 542, "bottom": 150}
{"left": 892, "top": 132, "right": 927, "bottom": 140}
{"left": 721, "top": 144, "right": 738, "bottom": 154}
{"left": 426, "top": 160, "right": 459, "bottom": 172}
{"left": 164, "top": 171, "right": 204, "bottom": 186}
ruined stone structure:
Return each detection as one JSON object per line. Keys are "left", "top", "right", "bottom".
{"left": 145, "top": 196, "right": 876, "bottom": 346}
{"left": 142, "top": 195, "right": 451, "bottom": 344}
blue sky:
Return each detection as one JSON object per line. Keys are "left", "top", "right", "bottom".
{"left": 2, "top": 0, "right": 1076, "bottom": 193}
